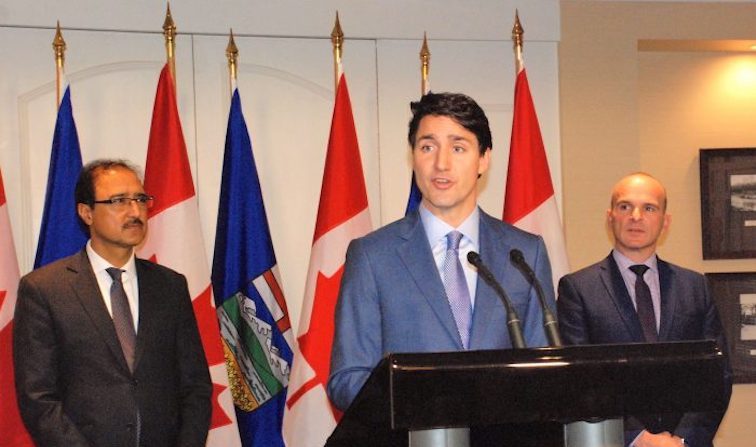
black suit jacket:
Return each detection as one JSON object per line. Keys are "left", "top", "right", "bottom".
{"left": 557, "top": 254, "right": 732, "bottom": 447}
{"left": 13, "top": 249, "right": 212, "bottom": 447}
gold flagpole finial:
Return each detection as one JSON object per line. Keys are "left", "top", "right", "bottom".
{"left": 331, "top": 11, "right": 344, "bottom": 91}
{"left": 420, "top": 32, "right": 431, "bottom": 96}
{"left": 512, "top": 10, "right": 524, "bottom": 72}
{"left": 226, "top": 29, "right": 239, "bottom": 96}
{"left": 52, "top": 21, "right": 66, "bottom": 108}
{"left": 163, "top": 2, "right": 177, "bottom": 82}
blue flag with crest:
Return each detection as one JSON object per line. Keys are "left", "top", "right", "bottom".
{"left": 212, "top": 88, "right": 293, "bottom": 447}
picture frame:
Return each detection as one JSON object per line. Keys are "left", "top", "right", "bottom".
{"left": 700, "top": 148, "right": 756, "bottom": 259}
{"left": 706, "top": 272, "right": 756, "bottom": 384}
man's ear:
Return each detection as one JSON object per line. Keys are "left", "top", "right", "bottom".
{"left": 77, "top": 203, "right": 93, "bottom": 226}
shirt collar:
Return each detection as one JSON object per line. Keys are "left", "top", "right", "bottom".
{"left": 86, "top": 240, "right": 137, "bottom": 279}
{"left": 612, "top": 249, "right": 658, "bottom": 273}
{"left": 419, "top": 204, "right": 480, "bottom": 249}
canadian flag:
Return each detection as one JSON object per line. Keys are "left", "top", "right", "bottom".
{"left": 137, "top": 64, "right": 241, "bottom": 446}
{"left": 503, "top": 51, "right": 570, "bottom": 287}
{"left": 0, "top": 169, "right": 33, "bottom": 447}
{"left": 282, "top": 70, "right": 371, "bottom": 446}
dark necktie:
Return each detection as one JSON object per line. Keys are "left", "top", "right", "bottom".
{"left": 443, "top": 231, "right": 472, "bottom": 349}
{"left": 106, "top": 267, "right": 137, "bottom": 371}
{"left": 629, "top": 264, "right": 658, "bottom": 342}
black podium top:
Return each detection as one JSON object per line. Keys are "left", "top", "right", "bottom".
{"left": 326, "top": 341, "right": 727, "bottom": 446}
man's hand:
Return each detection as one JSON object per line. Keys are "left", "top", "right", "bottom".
{"left": 634, "top": 430, "right": 686, "bottom": 447}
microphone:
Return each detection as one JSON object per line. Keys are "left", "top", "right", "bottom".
{"left": 467, "top": 251, "right": 526, "bottom": 349}
{"left": 509, "top": 249, "right": 562, "bottom": 347}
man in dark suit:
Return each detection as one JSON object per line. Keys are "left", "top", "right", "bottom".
{"left": 13, "top": 159, "right": 211, "bottom": 446}
{"left": 327, "top": 92, "right": 555, "bottom": 412}
{"left": 558, "top": 173, "right": 732, "bottom": 447}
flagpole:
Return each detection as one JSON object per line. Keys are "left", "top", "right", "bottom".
{"left": 420, "top": 32, "right": 430, "bottom": 96}
{"left": 331, "top": 12, "right": 343, "bottom": 92}
{"left": 226, "top": 29, "right": 238, "bottom": 97}
{"left": 512, "top": 10, "right": 524, "bottom": 73}
{"left": 163, "top": 2, "right": 177, "bottom": 84}
{"left": 52, "top": 21, "right": 66, "bottom": 109}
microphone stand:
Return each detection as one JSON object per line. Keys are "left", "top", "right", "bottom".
{"left": 510, "top": 249, "right": 562, "bottom": 347}
{"left": 467, "top": 251, "right": 526, "bottom": 349}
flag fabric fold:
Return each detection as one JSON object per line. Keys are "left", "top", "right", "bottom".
{"left": 0, "top": 169, "right": 33, "bottom": 447}
{"left": 404, "top": 173, "right": 422, "bottom": 215}
{"left": 34, "top": 85, "right": 87, "bottom": 268}
{"left": 283, "top": 72, "right": 372, "bottom": 447}
{"left": 137, "top": 64, "right": 241, "bottom": 446}
{"left": 503, "top": 65, "right": 570, "bottom": 287}
{"left": 212, "top": 87, "right": 293, "bottom": 447}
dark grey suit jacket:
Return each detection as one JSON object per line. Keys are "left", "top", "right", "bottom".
{"left": 13, "top": 249, "right": 212, "bottom": 447}
{"left": 557, "top": 254, "right": 732, "bottom": 447}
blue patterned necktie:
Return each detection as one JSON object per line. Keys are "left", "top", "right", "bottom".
{"left": 443, "top": 231, "right": 472, "bottom": 349}
{"left": 106, "top": 267, "right": 137, "bottom": 371}
{"left": 629, "top": 264, "right": 658, "bottom": 342}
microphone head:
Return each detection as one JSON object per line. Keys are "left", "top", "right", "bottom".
{"left": 467, "top": 251, "right": 482, "bottom": 266}
{"left": 509, "top": 249, "right": 525, "bottom": 264}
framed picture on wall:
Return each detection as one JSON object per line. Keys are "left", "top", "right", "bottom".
{"left": 706, "top": 272, "right": 756, "bottom": 383}
{"left": 700, "top": 148, "right": 756, "bottom": 259}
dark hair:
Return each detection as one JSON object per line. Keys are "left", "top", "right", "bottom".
{"left": 407, "top": 92, "right": 492, "bottom": 155}
{"left": 75, "top": 159, "right": 142, "bottom": 206}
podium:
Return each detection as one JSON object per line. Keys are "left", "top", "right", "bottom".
{"left": 326, "top": 341, "right": 728, "bottom": 447}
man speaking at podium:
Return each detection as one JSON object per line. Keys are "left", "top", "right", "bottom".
{"left": 328, "top": 92, "right": 556, "bottom": 413}
{"left": 557, "top": 173, "right": 732, "bottom": 447}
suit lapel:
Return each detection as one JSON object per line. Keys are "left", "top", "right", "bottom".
{"left": 469, "top": 212, "right": 511, "bottom": 348}
{"left": 657, "top": 259, "right": 677, "bottom": 341}
{"left": 68, "top": 250, "right": 133, "bottom": 374}
{"left": 397, "top": 212, "right": 463, "bottom": 348}
{"left": 602, "top": 255, "right": 646, "bottom": 341}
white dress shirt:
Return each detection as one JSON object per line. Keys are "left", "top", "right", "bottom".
{"left": 86, "top": 241, "right": 140, "bottom": 332}
{"left": 419, "top": 204, "right": 480, "bottom": 308}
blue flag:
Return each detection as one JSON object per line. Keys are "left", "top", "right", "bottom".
{"left": 212, "top": 88, "right": 293, "bottom": 447}
{"left": 34, "top": 86, "right": 87, "bottom": 268}
{"left": 404, "top": 173, "right": 422, "bottom": 215}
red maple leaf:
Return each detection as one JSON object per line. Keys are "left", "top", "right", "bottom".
{"left": 289, "top": 266, "right": 344, "bottom": 420}
{"left": 208, "top": 380, "right": 232, "bottom": 429}
{"left": 145, "top": 256, "right": 232, "bottom": 427}
{"left": 191, "top": 287, "right": 235, "bottom": 429}
{"left": 191, "top": 285, "right": 225, "bottom": 366}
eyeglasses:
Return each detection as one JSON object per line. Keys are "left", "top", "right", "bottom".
{"left": 92, "top": 194, "right": 155, "bottom": 210}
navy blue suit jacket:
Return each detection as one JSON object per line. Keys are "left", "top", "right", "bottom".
{"left": 327, "top": 209, "right": 556, "bottom": 411}
{"left": 557, "top": 254, "right": 732, "bottom": 447}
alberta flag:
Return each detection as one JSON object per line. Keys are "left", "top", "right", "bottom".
{"left": 34, "top": 85, "right": 87, "bottom": 268}
{"left": 212, "top": 87, "right": 294, "bottom": 447}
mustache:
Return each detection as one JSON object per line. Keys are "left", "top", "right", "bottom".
{"left": 123, "top": 218, "right": 144, "bottom": 228}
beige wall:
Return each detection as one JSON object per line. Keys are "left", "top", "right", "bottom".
{"left": 561, "top": 1, "right": 756, "bottom": 445}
